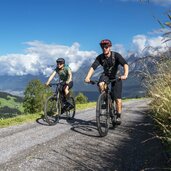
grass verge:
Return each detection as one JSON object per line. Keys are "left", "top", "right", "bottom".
{"left": 0, "top": 102, "right": 96, "bottom": 128}
{"left": 0, "top": 99, "right": 143, "bottom": 128}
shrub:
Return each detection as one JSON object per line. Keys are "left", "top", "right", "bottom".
{"left": 75, "top": 92, "right": 88, "bottom": 104}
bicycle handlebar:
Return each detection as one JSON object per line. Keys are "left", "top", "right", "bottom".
{"left": 109, "top": 77, "right": 121, "bottom": 83}
{"left": 48, "top": 81, "right": 63, "bottom": 87}
{"left": 49, "top": 83, "right": 58, "bottom": 87}
{"left": 88, "top": 77, "right": 120, "bottom": 85}
{"left": 89, "top": 80, "right": 98, "bottom": 85}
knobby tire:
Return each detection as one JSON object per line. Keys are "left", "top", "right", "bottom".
{"left": 96, "top": 92, "right": 110, "bottom": 137}
{"left": 44, "top": 95, "right": 61, "bottom": 125}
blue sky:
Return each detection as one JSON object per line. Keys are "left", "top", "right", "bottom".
{"left": 0, "top": 0, "right": 171, "bottom": 76}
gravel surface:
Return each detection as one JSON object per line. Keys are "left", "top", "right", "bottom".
{"left": 0, "top": 99, "right": 170, "bottom": 171}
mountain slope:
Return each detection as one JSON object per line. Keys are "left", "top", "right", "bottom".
{"left": 0, "top": 92, "right": 23, "bottom": 118}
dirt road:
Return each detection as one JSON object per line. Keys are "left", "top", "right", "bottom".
{"left": 0, "top": 99, "right": 169, "bottom": 171}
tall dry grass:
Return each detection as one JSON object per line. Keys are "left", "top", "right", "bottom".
{"left": 144, "top": 58, "right": 171, "bottom": 141}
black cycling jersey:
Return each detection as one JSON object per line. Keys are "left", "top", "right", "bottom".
{"left": 91, "top": 51, "right": 127, "bottom": 78}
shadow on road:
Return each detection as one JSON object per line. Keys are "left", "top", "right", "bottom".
{"left": 36, "top": 115, "right": 50, "bottom": 126}
{"left": 11, "top": 100, "right": 169, "bottom": 171}
{"left": 70, "top": 118, "right": 100, "bottom": 137}
{"left": 67, "top": 106, "right": 170, "bottom": 170}
{"left": 36, "top": 115, "right": 75, "bottom": 126}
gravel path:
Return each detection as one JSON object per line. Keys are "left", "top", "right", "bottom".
{"left": 0, "top": 99, "right": 169, "bottom": 171}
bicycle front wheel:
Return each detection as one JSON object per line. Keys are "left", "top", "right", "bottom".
{"left": 66, "top": 96, "right": 75, "bottom": 119}
{"left": 110, "top": 103, "right": 117, "bottom": 128}
{"left": 96, "top": 92, "right": 110, "bottom": 137}
{"left": 44, "top": 95, "right": 61, "bottom": 125}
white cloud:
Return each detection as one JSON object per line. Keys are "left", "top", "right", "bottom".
{"left": 132, "top": 35, "right": 147, "bottom": 53}
{"left": 132, "top": 34, "right": 170, "bottom": 56}
{"left": 0, "top": 35, "right": 170, "bottom": 77}
{"left": 112, "top": 44, "right": 126, "bottom": 57}
{"left": 0, "top": 41, "right": 97, "bottom": 76}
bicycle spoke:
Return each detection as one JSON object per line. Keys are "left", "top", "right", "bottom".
{"left": 44, "top": 95, "right": 61, "bottom": 125}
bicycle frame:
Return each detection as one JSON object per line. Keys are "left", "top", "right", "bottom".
{"left": 44, "top": 82, "right": 76, "bottom": 125}
{"left": 49, "top": 83, "right": 64, "bottom": 103}
{"left": 89, "top": 78, "right": 119, "bottom": 136}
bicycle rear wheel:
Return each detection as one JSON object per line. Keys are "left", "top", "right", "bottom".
{"left": 44, "top": 95, "right": 61, "bottom": 125}
{"left": 96, "top": 92, "right": 110, "bottom": 137}
{"left": 66, "top": 96, "right": 75, "bottom": 119}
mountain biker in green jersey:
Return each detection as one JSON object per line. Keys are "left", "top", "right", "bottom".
{"left": 45, "top": 58, "right": 73, "bottom": 107}
{"left": 85, "top": 39, "right": 129, "bottom": 124}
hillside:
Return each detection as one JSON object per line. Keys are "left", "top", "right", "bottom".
{"left": 0, "top": 92, "right": 24, "bottom": 119}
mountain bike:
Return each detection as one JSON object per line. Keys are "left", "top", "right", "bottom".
{"left": 44, "top": 82, "right": 75, "bottom": 125}
{"left": 89, "top": 78, "right": 119, "bottom": 137}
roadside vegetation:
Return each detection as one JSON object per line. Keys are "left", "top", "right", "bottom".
{"left": 0, "top": 92, "right": 24, "bottom": 119}
{"left": 0, "top": 101, "right": 96, "bottom": 128}
{"left": 143, "top": 57, "right": 171, "bottom": 158}
{"left": 136, "top": 12, "right": 171, "bottom": 163}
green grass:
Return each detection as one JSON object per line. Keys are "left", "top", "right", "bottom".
{"left": 0, "top": 102, "right": 96, "bottom": 128}
{"left": 0, "top": 112, "right": 42, "bottom": 127}
{"left": 76, "top": 102, "right": 96, "bottom": 111}
{"left": 0, "top": 96, "right": 24, "bottom": 112}
{"left": 0, "top": 98, "right": 146, "bottom": 128}
{"left": 0, "top": 99, "right": 144, "bottom": 128}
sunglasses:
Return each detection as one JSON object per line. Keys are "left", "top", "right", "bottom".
{"left": 101, "top": 45, "right": 109, "bottom": 49}
{"left": 57, "top": 62, "right": 64, "bottom": 65}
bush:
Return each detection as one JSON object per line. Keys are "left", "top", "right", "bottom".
{"left": 75, "top": 92, "right": 88, "bottom": 104}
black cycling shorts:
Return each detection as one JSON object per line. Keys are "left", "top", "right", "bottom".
{"left": 63, "top": 81, "right": 73, "bottom": 90}
{"left": 68, "top": 81, "right": 73, "bottom": 89}
{"left": 98, "top": 74, "right": 122, "bottom": 100}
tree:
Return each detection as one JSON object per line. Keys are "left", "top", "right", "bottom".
{"left": 23, "top": 79, "right": 46, "bottom": 113}
{"left": 75, "top": 92, "right": 88, "bottom": 104}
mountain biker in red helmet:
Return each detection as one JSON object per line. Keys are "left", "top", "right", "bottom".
{"left": 85, "top": 39, "right": 129, "bottom": 124}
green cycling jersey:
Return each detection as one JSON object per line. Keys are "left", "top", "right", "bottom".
{"left": 55, "top": 65, "right": 71, "bottom": 82}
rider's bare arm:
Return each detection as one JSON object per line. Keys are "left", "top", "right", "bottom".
{"left": 66, "top": 68, "right": 72, "bottom": 84}
{"left": 85, "top": 67, "right": 95, "bottom": 83}
{"left": 120, "top": 64, "right": 129, "bottom": 80}
{"left": 45, "top": 70, "right": 57, "bottom": 86}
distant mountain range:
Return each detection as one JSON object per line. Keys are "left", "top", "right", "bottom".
{"left": 0, "top": 54, "right": 146, "bottom": 100}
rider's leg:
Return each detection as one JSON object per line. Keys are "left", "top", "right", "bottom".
{"left": 99, "top": 82, "right": 107, "bottom": 93}
{"left": 98, "top": 74, "right": 109, "bottom": 93}
{"left": 99, "top": 82, "right": 107, "bottom": 109}
{"left": 63, "top": 81, "right": 73, "bottom": 109}
{"left": 111, "top": 80, "right": 122, "bottom": 124}
{"left": 63, "top": 81, "right": 73, "bottom": 100}
{"left": 98, "top": 75, "right": 109, "bottom": 109}
{"left": 64, "top": 85, "right": 70, "bottom": 98}
{"left": 115, "top": 98, "right": 122, "bottom": 114}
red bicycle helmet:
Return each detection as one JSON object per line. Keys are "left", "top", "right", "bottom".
{"left": 100, "top": 39, "right": 112, "bottom": 47}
